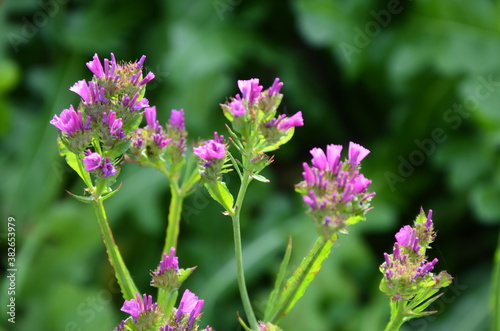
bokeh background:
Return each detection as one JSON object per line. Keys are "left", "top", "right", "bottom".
{"left": 1, "top": 0, "right": 499, "bottom": 330}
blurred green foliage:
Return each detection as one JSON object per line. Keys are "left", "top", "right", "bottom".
{"left": 1, "top": 0, "right": 499, "bottom": 330}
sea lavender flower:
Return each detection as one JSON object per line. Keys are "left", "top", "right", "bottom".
{"left": 267, "top": 78, "right": 283, "bottom": 96}
{"left": 70, "top": 80, "right": 107, "bottom": 104}
{"left": 238, "top": 78, "right": 263, "bottom": 106}
{"left": 151, "top": 247, "right": 196, "bottom": 292}
{"left": 169, "top": 109, "right": 185, "bottom": 130}
{"left": 121, "top": 293, "right": 159, "bottom": 322}
{"left": 265, "top": 112, "right": 304, "bottom": 131}
{"left": 102, "top": 157, "right": 117, "bottom": 177}
{"left": 193, "top": 132, "right": 226, "bottom": 163}
{"left": 83, "top": 150, "right": 103, "bottom": 171}
{"left": 176, "top": 289, "right": 205, "bottom": 329}
{"left": 295, "top": 142, "right": 374, "bottom": 236}
{"left": 50, "top": 105, "right": 88, "bottom": 136}
{"left": 379, "top": 209, "right": 452, "bottom": 310}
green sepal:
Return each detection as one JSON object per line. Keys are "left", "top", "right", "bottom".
{"left": 261, "top": 127, "right": 295, "bottom": 153}
{"left": 100, "top": 183, "right": 123, "bottom": 201}
{"left": 345, "top": 214, "right": 365, "bottom": 226}
{"left": 65, "top": 190, "right": 93, "bottom": 203}
{"left": 264, "top": 237, "right": 292, "bottom": 321}
{"left": 204, "top": 180, "right": 234, "bottom": 215}
{"left": 252, "top": 173, "right": 270, "bottom": 183}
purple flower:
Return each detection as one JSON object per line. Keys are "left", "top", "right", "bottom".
{"left": 83, "top": 150, "right": 103, "bottom": 171}
{"left": 193, "top": 133, "right": 226, "bottom": 162}
{"left": 229, "top": 99, "right": 246, "bottom": 117}
{"left": 121, "top": 293, "right": 158, "bottom": 322}
{"left": 103, "top": 110, "right": 124, "bottom": 137}
{"left": 276, "top": 111, "right": 304, "bottom": 131}
{"left": 395, "top": 225, "right": 420, "bottom": 252}
{"left": 86, "top": 53, "right": 117, "bottom": 81}
{"left": 267, "top": 77, "right": 283, "bottom": 96}
{"left": 157, "top": 247, "right": 179, "bottom": 274}
{"left": 169, "top": 109, "right": 185, "bottom": 130}
{"left": 50, "top": 105, "right": 87, "bottom": 135}
{"left": 70, "top": 80, "right": 107, "bottom": 104}
{"left": 144, "top": 106, "right": 158, "bottom": 129}
{"left": 176, "top": 289, "right": 204, "bottom": 328}
{"left": 238, "top": 78, "right": 263, "bottom": 105}
{"left": 159, "top": 324, "right": 173, "bottom": 331}
{"left": 348, "top": 142, "right": 370, "bottom": 167}
{"left": 138, "top": 71, "right": 155, "bottom": 86}
{"left": 122, "top": 93, "right": 150, "bottom": 111}
{"left": 153, "top": 133, "right": 172, "bottom": 149}
{"left": 102, "top": 157, "right": 116, "bottom": 177}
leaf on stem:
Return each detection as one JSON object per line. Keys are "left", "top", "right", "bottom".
{"left": 204, "top": 180, "right": 235, "bottom": 215}
{"left": 264, "top": 236, "right": 292, "bottom": 321}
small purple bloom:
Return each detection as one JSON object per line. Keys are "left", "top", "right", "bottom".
{"left": 277, "top": 111, "right": 304, "bottom": 131}
{"left": 121, "top": 293, "right": 158, "bottom": 322}
{"left": 138, "top": 71, "right": 155, "bottom": 86}
{"left": 302, "top": 163, "right": 315, "bottom": 186}
{"left": 86, "top": 53, "right": 117, "bottom": 80}
{"left": 229, "top": 99, "right": 246, "bottom": 117}
{"left": 158, "top": 247, "right": 179, "bottom": 273}
{"left": 102, "top": 157, "right": 116, "bottom": 177}
{"left": 425, "top": 209, "right": 433, "bottom": 231}
{"left": 352, "top": 174, "right": 371, "bottom": 194}
{"left": 50, "top": 105, "right": 87, "bottom": 135}
{"left": 268, "top": 77, "right": 283, "bottom": 96}
{"left": 70, "top": 80, "right": 90, "bottom": 103}
{"left": 153, "top": 133, "right": 172, "bottom": 149}
{"left": 193, "top": 133, "right": 226, "bottom": 162}
{"left": 348, "top": 142, "right": 370, "bottom": 167}
{"left": 159, "top": 324, "right": 173, "bottom": 331}
{"left": 238, "top": 78, "right": 263, "bottom": 105}
{"left": 176, "top": 289, "right": 204, "bottom": 328}
{"left": 326, "top": 144, "right": 343, "bottom": 173}
{"left": 122, "top": 93, "right": 149, "bottom": 111}
{"left": 169, "top": 109, "right": 185, "bottom": 130}
{"left": 144, "top": 106, "right": 157, "bottom": 129}
{"left": 310, "top": 147, "right": 327, "bottom": 171}
{"left": 83, "top": 150, "right": 103, "bottom": 171}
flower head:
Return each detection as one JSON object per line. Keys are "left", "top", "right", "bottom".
{"left": 238, "top": 78, "right": 263, "bottom": 106}
{"left": 193, "top": 132, "right": 226, "bottom": 162}
{"left": 379, "top": 209, "right": 453, "bottom": 307}
{"left": 295, "top": 142, "right": 374, "bottom": 236}
{"left": 169, "top": 109, "right": 185, "bottom": 130}
{"left": 121, "top": 293, "right": 158, "bottom": 322}
{"left": 102, "top": 157, "right": 117, "bottom": 177}
{"left": 176, "top": 289, "right": 205, "bottom": 329}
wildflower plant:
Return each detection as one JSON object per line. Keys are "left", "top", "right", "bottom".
{"left": 50, "top": 53, "right": 462, "bottom": 331}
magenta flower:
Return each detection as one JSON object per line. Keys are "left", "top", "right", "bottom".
{"left": 229, "top": 99, "right": 246, "bottom": 117}
{"left": 169, "top": 109, "right": 185, "bottom": 130}
{"left": 102, "top": 157, "right": 116, "bottom": 177}
{"left": 348, "top": 141, "right": 370, "bottom": 167}
{"left": 267, "top": 77, "right": 283, "bottom": 96}
{"left": 103, "top": 110, "right": 124, "bottom": 138}
{"left": 157, "top": 247, "right": 179, "bottom": 274}
{"left": 193, "top": 133, "right": 226, "bottom": 162}
{"left": 153, "top": 133, "right": 172, "bottom": 149}
{"left": 238, "top": 78, "right": 263, "bottom": 105}
{"left": 50, "top": 105, "right": 87, "bottom": 135}
{"left": 176, "top": 289, "right": 205, "bottom": 328}
{"left": 276, "top": 111, "right": 304, "bottom": 131}
{"left": 121, "top": 293, "right": 158, "bottom": 322}
{"left": 144, "top": 106, "right": 158, "bottom": 129}
{"left": 296, "top": 142, "right": 374, "bottom": 235}
{"left": 86, "top": 53, "right": 117, "bottom": 81}
{"left": 121, "top": 92, "right": 150, "bottom": 111}
{"left": 395, "top": 225, "right": 420, "bottom": 253}
{"left": 83, "top": 150, "right": 103, "bottom": 171}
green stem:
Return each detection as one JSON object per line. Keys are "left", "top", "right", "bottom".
{"left": 385, "top": 300, "right": 406, "bottom": 331}
{"left": 92, "top": 198, "right": 139, "bottom": 300}
{"left": 232, "top": 173, "right": 259, "bottom": 330}
{"left": 492, "top": 227, "right": 500, "bottom": 331}
{"left": 163, "top": 182, "right": 184, "bottom": 254}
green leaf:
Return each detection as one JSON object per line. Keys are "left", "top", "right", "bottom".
{"left": 57, "top": 139, "right": 93, "bottom": 188}
{"left": 270, "top": 236, "right": 335, "bottom": 324}
{"left": 261, "top": 127, "right": 295, "bottom": 153}
{"left": 65, "top": 190, "right": 93, "bottom": 203}
{"left": 204, "top": 181, "right": 234, "bottom": 215}
{"left": 264, "top": 237, "right": 293, "bottom": 321}
{"left": 252, "top": 173, "right": 270, "bottom": 183}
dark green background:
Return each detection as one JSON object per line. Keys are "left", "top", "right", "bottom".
{"left": 1, "top": 0, "right": 499, "bottom": 330}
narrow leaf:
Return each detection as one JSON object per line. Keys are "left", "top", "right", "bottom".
{"left": 270, "top": 236, "right": 335, "bottom": 324}
{"left": 264, "top": 237, "right": 292, "bottom": 321}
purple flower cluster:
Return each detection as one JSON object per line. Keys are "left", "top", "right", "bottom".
{"left": 129, "top": 107, "right": 187, "bottom": 172}
{"left": 50, "top": 53, "right": 155, "bottom": 181}
{"left": 159, "top": 289, "right": 212, "bottom": 331}
{"left": 193, "top": 132, "right": 226, "bottom": 163}
{"left": 296, "top": 142, "right": 374, "bottom": 236}
{"left": 220, "top": 78, "right": 303, "bottom": 154}
{"left": 380, "top": 209, "right": 452, "bottom": 301}
{"left": 121, "top": 293, "right": 159, "bottom": 322}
